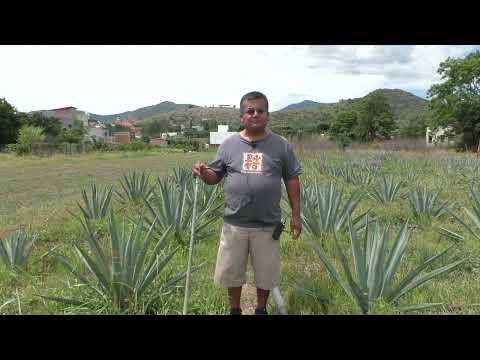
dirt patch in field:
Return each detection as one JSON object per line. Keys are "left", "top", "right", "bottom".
{"left": 241, "top": 282, "right": 257, "bottom": 315}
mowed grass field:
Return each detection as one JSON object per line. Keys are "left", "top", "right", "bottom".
{"left": 0, "top": 150, "right": 213, "bottom": 237}
{"left": 2, "top": 147, "right": 480, "bottom": 315}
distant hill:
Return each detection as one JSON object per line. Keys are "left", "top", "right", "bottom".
{"left": 140, "top": 106, "right": 241, "bottom": 129}
{"left": 88, "top": 101, "right": 199, "bottom": 124}
{"left": 279, "top": 100, "right": 333, "bottom": 112}
{"left": 368, "top": 88, "right": 428, "bottom": 118}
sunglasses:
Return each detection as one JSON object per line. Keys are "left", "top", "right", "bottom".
{"left": 243, "top": 107, "right": 267, "bottom": 115}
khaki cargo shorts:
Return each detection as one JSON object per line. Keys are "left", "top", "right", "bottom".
{"left": 214, "top": 222, "right": 280, "bottom": 290}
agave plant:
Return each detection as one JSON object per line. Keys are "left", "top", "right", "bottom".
{"left": 409, "top": 186, "right": 451, "bottom": 221}
{"left": 77, "top": 184, "right": 113, "bottom": 220}
{"left": 145, "top": 178, "right": 191, "bottom": 245}
{"left": 193, "top": 181, "right": 224, "bottom": 227}
{"left": 167, "top": 166, "right": 224, "bottom": 213}
{"left": 170, "top": 167, "right": 193, "bottom": 187}
{"left": 403, "top": 171, "right": 417, "bottom": 184}
{"left": 450, "top": 184, "right": 480, "bottom": 241}
{"left": 332, "top": 162, "right": 376, "bottom": 186}
{"left": 369, "top": 176, "right": 404, "bottom": 203}
{"left": 318, "top": 163, "right": 344, "bottom": 178}
{"left": 144, "top": 177, "right": 222, "bottom": 246}
{"left": 0, "top": 231, "right": 37, "bottom": 269}
{"left": 342, "top": 169, "right": 373, "bottom": 186}
{"left": 51, "top": 211, "right": 188, "bottom": 311}
{"left": 308, "top": 217, "right": 464, "bottom": 314}
{"left": 116, "top": 171, "right": 155, "bottom": 203}
{"left": 300, "top": 182, "right": 367, "bottom": 237}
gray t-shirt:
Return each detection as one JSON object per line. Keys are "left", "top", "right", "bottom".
{"left": 207, "top": 132, "right": 303, "bottom": 228}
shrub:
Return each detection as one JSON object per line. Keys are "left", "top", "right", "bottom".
{"left": 15, "top": 125, "right": 46, "bottom": 155}
{"left": 118, "top": 141, "right": 154, "bottom": 152}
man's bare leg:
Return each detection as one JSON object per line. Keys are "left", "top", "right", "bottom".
{"left": 228, "top": 287, "right": 242, "bottom": 309}
{"left": 256, "top": 288, "right": 269, "bottom": 309}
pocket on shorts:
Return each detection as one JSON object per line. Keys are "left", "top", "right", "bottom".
{"left": 260, "top": 226, "right": 276, "bottom": 239}
{"left": 220, "top": 223, "right": 236, "bottom": 248}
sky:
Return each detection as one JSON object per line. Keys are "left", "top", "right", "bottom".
{"left": 0, "top": 45, "right": 479, "bottom": 115}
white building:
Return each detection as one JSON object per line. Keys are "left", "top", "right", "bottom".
{"left": 210, "top": 125, "right": 236, "bottom": 146}
{"left": 161, "top": 132, "right": 178, "bottom": 139}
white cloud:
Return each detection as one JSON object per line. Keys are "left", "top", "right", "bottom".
{"left": 0, "top": 45, "right": 478, "bottom": 114}
{"left": 305, "top": 45, "right": 480, "bottom": 81}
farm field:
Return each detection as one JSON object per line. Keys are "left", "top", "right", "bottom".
{"left": 1, "top": 147, "right": 480, "bottom": 315}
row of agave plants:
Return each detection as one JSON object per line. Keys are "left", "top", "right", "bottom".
{"left": 304, "top": 151, "right": 480, "bottom": 187}
{"left": 302, "top": 153, "right": 472, "bottom": 229}
{"left": 0, "top": 168, "right": 224, "bottom": 313}
{"left": 291, "top": 177, "right": 455, "bottom": 227}
{"left": 284, "top": 178, "right": 480, "bottom": 314}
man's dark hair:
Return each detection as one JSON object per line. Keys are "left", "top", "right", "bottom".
{"left": 240, "top": 91, "right": 269, "bottom": 113}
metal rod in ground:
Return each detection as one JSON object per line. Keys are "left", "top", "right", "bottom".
{"left": 271, "top": 287, "right": 288, "bottom": 315}
{"left": 183, "top": 176, "right": 200, "bottom": 315}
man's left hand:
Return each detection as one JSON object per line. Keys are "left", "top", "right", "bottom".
{"left": 290, "top": 215, "right": 302, "bottom": 240}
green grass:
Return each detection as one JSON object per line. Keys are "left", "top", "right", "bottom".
{"left": 2, "top": 148, "right": 480, "bottom": 314}
{"left": 0, "top": 150, "right": 214, "bottom": 236}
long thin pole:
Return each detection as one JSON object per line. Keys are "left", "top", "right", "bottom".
{"left": 183, "top": 176, "right": 199, "bottom": 315}
{"left": 271, "top": 287, "right": 288, "bottom": 315}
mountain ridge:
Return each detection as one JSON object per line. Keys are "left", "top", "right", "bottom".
{"left": 279, "top": 100, "right": 334, "bottom": 112}
{"left": 80, "top": 88, "right": 428, "bottom": 127}
{"left": 88, "top": 101, "right": 198, "bottom": 124}
{"left": 86, "top": 89, "right": 428, "bottom": 123}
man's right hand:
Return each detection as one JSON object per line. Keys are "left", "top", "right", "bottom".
{"left": 192, "top": 162, "right": 207, "bottom": 180}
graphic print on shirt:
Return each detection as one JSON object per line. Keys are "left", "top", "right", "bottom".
{"left": 242, "top": 152, "right": 263, "bottom": 174}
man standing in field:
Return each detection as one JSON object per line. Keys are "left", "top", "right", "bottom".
{"left": 192, "top": 91, "right": 302, "bottom": 315}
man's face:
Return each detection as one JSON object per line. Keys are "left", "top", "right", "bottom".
{"left": 240, "top": 99, "right": 269, "bottom": 133}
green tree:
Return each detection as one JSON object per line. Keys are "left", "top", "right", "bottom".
{"left": 56, "top": 119, "right": 86, "bottom": 144}
{"left": 316, "top": 122, "right": 330, "bottom": 133}
{"left": 140, "top": 117, "right": 170, "bottom": 137}
{"left": 0, "top": 98, "right": 22, "bottom": 149}
{"left": 183, "top": 128, "right": 202, "bottom": 139}
{"left": 329, "top": 110, "right": 358, "bottom": 148}
{"left": 427, "top": 50, "right": 480, "bottom": 150}
{"left": 269, "top": 123, "right": 295, "bottom": 137}
{"left": 354, "top": 93, "right": 395, "bottom": 142}
{"left": 203, "top": 119, "right": 218, "bottom": 132}
{"left": 396, "top": 112, "right": 430, "bottom": 137}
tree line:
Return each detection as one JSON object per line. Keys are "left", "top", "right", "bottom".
{"left": 0, "top": 102, "right": 91, "bottom": 154}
